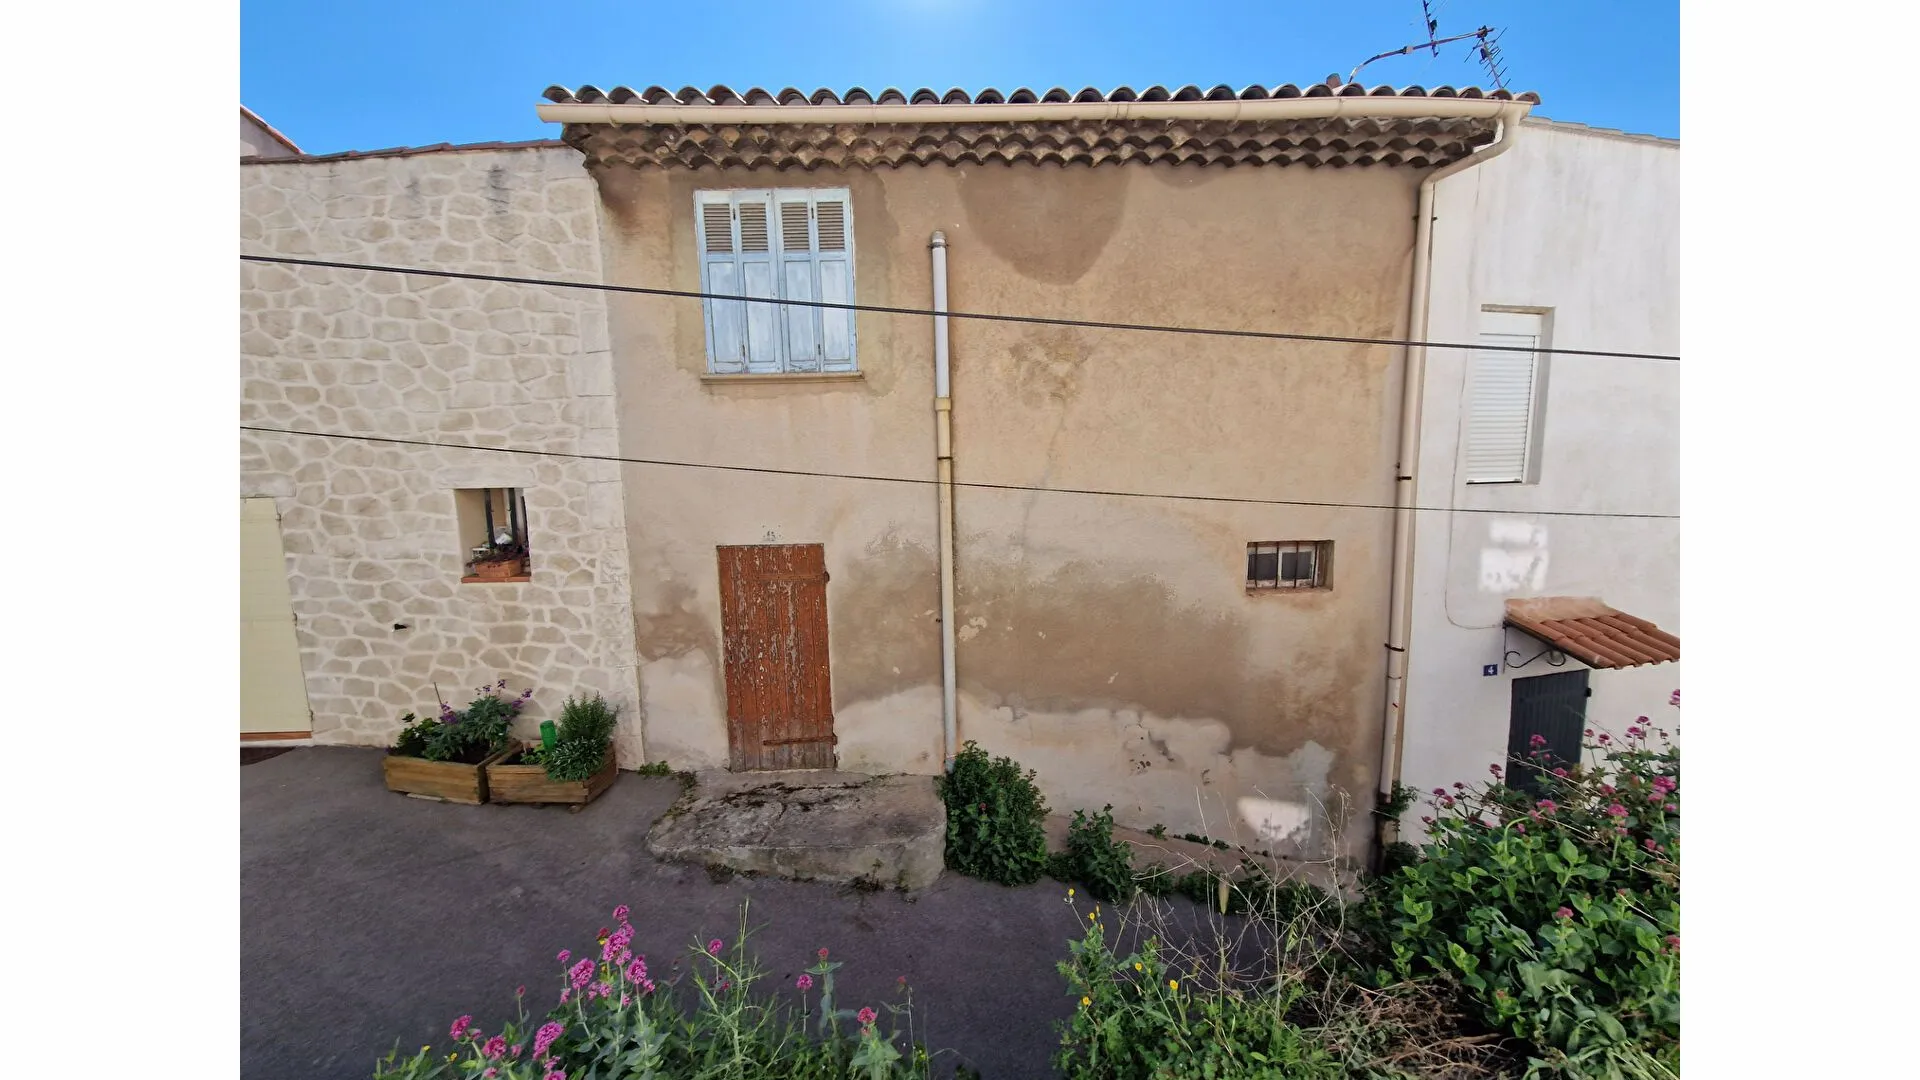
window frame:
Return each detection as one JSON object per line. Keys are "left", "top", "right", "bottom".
{"left": 694, "top": 188, "right": 857, "bottom": 376}
{"left": 1246, "top": 541, "right": 1333, "bottom": 592}
{"left": 1463, "top": 307, "right": 1552, "bottom": 485}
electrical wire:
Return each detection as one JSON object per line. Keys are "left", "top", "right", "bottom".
{"left": 239, "top": 424, "right": 1680, "bottom": 521}
{"left": 239, "top": 254, "right": 1682, "bottom": 363}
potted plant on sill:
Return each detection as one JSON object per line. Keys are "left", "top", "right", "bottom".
{"left": 465, "top": 538, "right": 528, "bottom": 582}
{"left": 382, "top": 679, "right": 532, "bottom": 804}
{"left": 485, "top": 693, "right": 620, "bottom": 810}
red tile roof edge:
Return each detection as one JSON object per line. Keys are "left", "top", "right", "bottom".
{"left": 1505, "top": 598, "right": 1680, "bottom": 670}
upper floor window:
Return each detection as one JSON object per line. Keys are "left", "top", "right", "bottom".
{"left": 1464, "top": 309, "right": 1550, "bottom": 484}
{"left": 695, "top": 189, "right": 856, "bottom": 375}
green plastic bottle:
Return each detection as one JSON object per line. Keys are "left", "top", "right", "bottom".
{"left": 540, "top": 720, "right": 557, "bottom": 752}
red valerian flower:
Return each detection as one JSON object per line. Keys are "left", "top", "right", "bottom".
{"left": 1554, "top": 907, "right": 1573, "bottom": 920}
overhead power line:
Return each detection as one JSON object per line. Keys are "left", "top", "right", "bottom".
{"left": 240, "top": 254, "right": 1681, "bottom": 363}
{"left": 240, "top": 424, "right": 1680, "bottom": 521}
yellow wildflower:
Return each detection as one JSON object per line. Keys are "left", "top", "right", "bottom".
{"left": 1133, "top": 962, "right": 1143, "bottom": 972}
{"left": 1080, "top": 996, "right": 1092, "bottom": 1007}
{"left": 1168, "top": 979, "right": 1179, "bottom": 991}
{"left": 1067, "top": 888, "right": 1075, "bottom": 898}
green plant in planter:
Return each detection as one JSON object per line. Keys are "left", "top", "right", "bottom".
{"left": 938, "top": 740, "right": 1049, "bottom": 886}
{"left": 519, "top": 693, "right": 618, "bottom": 782}
{"left": 390, "top": 679, "right": 531, "bottom": 764}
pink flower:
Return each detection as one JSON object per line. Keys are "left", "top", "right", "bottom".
{"left": 1651, "top": 776, "right": 1676, "bottom": 794}
{"left": 818, "top": 947, "right": 830, "bottom": 959}
{"left": 1551, "top": 767, "right": 1568, "bottom": 778}
{"left": 1440, "top": 796, "right": 1455, "bottom": 808}
{"left": 560, "top": 989, "right": 570, "bottom": 1004}
{"left": 1597, "top": 733, "right": 1611, "bottom": 745}
{"left": 557, "top": 950, "right": 571, "bottom": 964}
{"left": 1627, "top": 726, "right": 1645, "bottom": 740}
{"left": 1643, "top": 838, "right": 1658, "bottom": 851}
{"left": 857, "top": 1006, "right": 878, "bottom": 1026}
{"left": 570, "top": 958, "right": 597, "bottom": 988}
{"left": 1599, "top": 783, "right": 1615, "bottom": 795}
{"left": 1452, "top": 781, "right": 1466, "bottom": 790}
{"left": 1420, "top": 815, "right": 1433, "bottom": 825}
{"left": 547, "top": 1072, "right": 566, "bottom": 1080}
{"left": 1513, "top": 822, "right": 1526, "bottom": 834}
{"left": 1665, "top": 934, "right": 1680, "bottom": 950}
{"left": 451, "top": 1015, "right": 474, "bottom": 1040}
{"left": 627, "top": 958, "right": 648, "bottom": 983}
{"left": 484, "top": 1071, "right": 497, "bottom": 1079}
{"left": 719, "top": 979, "right": 730, "bottom": 991}
{"left": 613, "top": 904, "right": 630, "bottom": 922}
{"left": 1432, "top": 788, "right": 1446, "bottom": 797}
{"left": 708, "top": 939, "right": 724, "bottom": 956}
{"left": 1583, "top": 729, "right": 1594, "bottom": 737}
{"left": 642, "top": 979, "right": 656, "bottom": 995}
{"left": 1554, "top": 907, "right": 1573, "bottom": 920}
{"left": 532, "top": 1021, "right": 565, "bottom": 1059}
{"left": 796, "top": 974, "right": 814, "bottom": 990}
{"left": 1535, "top": 799, "right": 1557, "bottom": 814}
{"left": 1669, "top": 690, "right": 1680, "bottom": 707}
{"left": 510, "top": 1045, "right": 522, "bottom": 1058}
{"left": 1663, "top": 802, "right": 1677, "bottom": 812}
{"left": 483, "top": 1036, "right": 507, "bottom": 1060}
{"left": 1528, "top": 734, "right": 1547, "bottom": 748}
{"left": 1488, "top": 763, "right": 1503, "bottom": 776}
{"left": 516, "top": 986, "right": 526, "bottom": 999}
{"left": 621, "top": 993, "right": 631, "bottom": 1007}
{"left": 1614, "top": 827, "right": 1628, "bottom": 836}
{"left": 1606, "top": 803, "right": 1628, "bottom": 817}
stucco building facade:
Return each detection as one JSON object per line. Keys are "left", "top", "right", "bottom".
{"left": 239, "top": 85, "right": 1675, "bottom": 865}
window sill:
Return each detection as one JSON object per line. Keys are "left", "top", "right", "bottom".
{"left": 461, "top": 574, "right": 531, "bottom": 584}
{"left": 1246, "top": 584, "right": 1332, "bottom": 594}
{"left": 701, "top": 372, "right": 864, "bottom": 385}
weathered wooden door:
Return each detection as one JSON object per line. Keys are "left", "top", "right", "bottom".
{"left": 717, "top": 544, "right": 837, "bottom": 770}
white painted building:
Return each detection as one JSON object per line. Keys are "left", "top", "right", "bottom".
{"left": 1398, "top": 118, "right": 1679, "bottom": 808}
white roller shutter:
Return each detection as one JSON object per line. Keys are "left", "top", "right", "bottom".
{"left": 1465, "top": 310, "right": 1547, "bottom": 484}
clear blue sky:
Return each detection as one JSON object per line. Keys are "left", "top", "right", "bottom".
{"left": 241, "top": 1, "right": 1677, "bottom": 156}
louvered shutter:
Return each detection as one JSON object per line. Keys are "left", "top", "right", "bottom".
{"left": 1465, "top": 311, "right": 1546, "bottom": 484}
{"left": 734, "top": 194, "right": 782, "bottom": 373}
{"left": 812, "top": 195, "right": 856, "bottom": 371}
{"left": 777, "top": 197, "right": 822, "bottom": 371}
{"left": 696, "top": 195, "right": 747, "bottom": 373}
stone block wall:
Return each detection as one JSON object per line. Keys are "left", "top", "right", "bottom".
{"left": 240, "top": 144, "right": 643, "bottom": 762}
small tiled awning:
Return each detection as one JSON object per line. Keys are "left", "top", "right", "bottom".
{"left": 1504, "top": 597, "right": 1680, "bottom": 670}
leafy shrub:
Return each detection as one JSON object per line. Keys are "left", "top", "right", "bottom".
{"left": 937, "top": 740, "right": 1049, "bottom": 886}
{"left": 390, "top": 679, "right": 530, "bottom": 764}
{"left": 519, "top": 694, "right": 619, "bottom": 782}
{"left": 1055, "top": 902, "right": 1341, "bottom": 1080}
{"left": 373, "top": 905, "right": 951, "bottom": 1080}
{"left": 1358, "top": 713, "right": 1680, "bottom": 1078}
{"left": 1056, "top": 805, "right": 1136, "bottom": 903}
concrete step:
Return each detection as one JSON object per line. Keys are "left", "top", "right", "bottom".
{"left": 646, "top": 769, "right": 945, "bottom": 891}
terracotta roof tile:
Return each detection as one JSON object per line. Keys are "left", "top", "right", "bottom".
{"left": 1505, "top": 597, "right": 1680, "bottom": 670}
{"left": 240, "top": 138, "right": 566, "bottom": 166}
{"left": 541, "top": 82, "right": 1539, "bottom": 171}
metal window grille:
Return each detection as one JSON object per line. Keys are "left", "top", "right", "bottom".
{"left": 1246, "top": 541, "right": 1331, "bottom": 590}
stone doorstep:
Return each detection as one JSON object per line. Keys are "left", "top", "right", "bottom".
{"left": 646, "top": 770, "right": 946, "bottom": 892}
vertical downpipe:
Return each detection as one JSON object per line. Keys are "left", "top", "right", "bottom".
{"left": 931, "top": 232, "right": 960, "bottom": 771}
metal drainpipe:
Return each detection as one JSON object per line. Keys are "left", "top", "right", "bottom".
{"left": 931, "top": 232, "right": 959, "bottom": 771}
{"left": 1376, "top": 105, "right": 1530, "bottom": 865}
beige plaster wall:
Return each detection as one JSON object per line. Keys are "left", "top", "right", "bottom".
{"left": 239, "top": 146, "right": 643, "bottom": 761}
{"left": 591, "top": 160, "right": 1416, "bottom": 856}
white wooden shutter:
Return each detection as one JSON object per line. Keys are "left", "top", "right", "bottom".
{"left": 734, "top": 195, "right": 782, "bottom": 373}
{"left": 777, "top": 197, "right": 822, "bottom": 371}
{"left": 696, "top": 194, "right": 746, "bottom": 373}
{"left": 812, "top": 195, "right": 856, "bottom": 371}
{"left": 1464, "top": 310, "right": 1546, "bottom": 484}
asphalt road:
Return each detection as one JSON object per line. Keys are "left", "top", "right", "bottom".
{"left": 241, "top": 747, "right": 1092, "bottom": 1079}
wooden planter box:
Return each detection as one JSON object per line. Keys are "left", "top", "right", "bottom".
{"left": 465, "top": 558, "right": 528, "bottom": 583}
{"left": 382, "top": 744, "right": 515, "bottom": 804}
{"left": 485, "top": 742, "right": 619, "bottom": 809}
